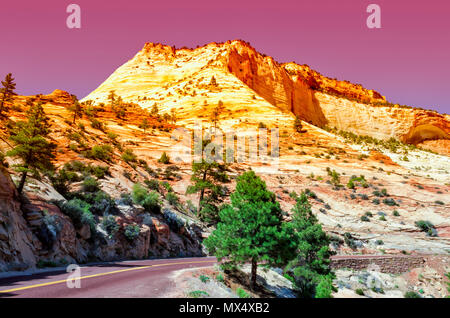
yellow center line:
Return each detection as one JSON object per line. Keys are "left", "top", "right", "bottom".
{"left": 0, "top": 260, "right": 216, "bottom": 294}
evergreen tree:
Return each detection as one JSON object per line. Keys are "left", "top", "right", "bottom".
{"left": 294, "top": 116, "right": 303, "bottom": 133}
{"left": 112, "top": 95, "right": 126, "bottom": 119}
{"left": 150, "top": 103, "right": 159, "bottom": 117}
{"left": 6, "top": 102, "right": 56, "bottom": 194}
{"left": 205, "top": 171, "right": 289, "bottom": 289}
{"left": 139, "top": 118, "right": 150, "bottom": 133}
{"left": 170, "top": 108, "right": 177, "bottom": 124}
{"left": 107, "top": 90, "right": 116, "bottom": 105}
{"left": 210, "top": 100, "right": 224, "bottom": 132}
{"left": 0, "top": 73, "right": 17, "bottom": 116}
{"left": 186, "top": 158, "right": 228, "bottom": 223}
{"left": 69, "top": 94, "right": 82, "bottom": 124}
{"left": 284, "top": 192, "right": 334, "bottom": 298}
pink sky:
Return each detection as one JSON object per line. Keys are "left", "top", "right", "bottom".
{"left": 1, "top": 0, "right": 449, "bottom": 114}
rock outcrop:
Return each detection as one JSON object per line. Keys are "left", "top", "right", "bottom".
{"left": 0, "top": 165, "right": 36, "bottom": 271}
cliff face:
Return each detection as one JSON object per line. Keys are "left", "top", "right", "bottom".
{"left": 283, "top": 63, "right": 386, "bottom": 105}
{"left": 82, "top": 40, "right": 449, "bottom": 154}
{"left": 314, "top": 92, "right": 450, "bottom": 147}
{"left": 222, "top": 41, "right": 326, "bottom": 126}
{"left": 0, "top": 165, "right": 36, "bottom": 271}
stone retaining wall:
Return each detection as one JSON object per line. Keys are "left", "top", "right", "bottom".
{"left": 330, "top": 255, "right": 424, "bottom": 274}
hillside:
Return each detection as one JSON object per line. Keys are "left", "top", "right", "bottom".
{"left": 0, "top": 40, "right": 449, "bottom": 297}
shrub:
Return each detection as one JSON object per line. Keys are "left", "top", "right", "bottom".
{"left": 85, "top": 144, "right": 113, "bottom": 161}
{"left": 355, "top": 288, "right": 365, "bottom": 296}
{"left": 161, "top": 181, "right": 173, "bottom": 192}
{"left": 188, "top": 290, "right": 209, "bottom": 298}
{"left": 236, "top": 288, "right": 251, "bottom": 298}
{"left": 383, "top": 198, "right": 398, "bottom": 206}
{"left": 158, "top": 152, "right": 170, "bottom": 164}
{"left": 101, "top": 215, "right": 119, "bottom": 238}
{"left": 119, "top": 192, "right": 133, "bottom": 205}
{"left": 373, "top": 190, "right": 383, "bottom": 197}
{"left": 124, "top": 224, "right": 140, "bottom": 241}
{"left": 393, "top": 210, "right": 400, "bottom": 216}
{"left": 144, "top": 179, "right": 160, "bottom": 192}
{"left": 121, "top": 149, "right": 137, "bottom": 163}
{"left": 344, "top": 232, "right": 357, "bottom": 249}
{"left": 61, "top": 199, "right": 95, "bottom": 231}
{"left": 90, "top": 118, "right": 105, "bottom": 131}
{"left": 360, "top": 194, "right": 369, "bottom": 200}
{"left": 315, "top": 277, "right": 334, "bottom": 298}
{"left": 304, "top": 189, "right": 317, "bottom": 199}
{"left": 361, "top": 215, "right": 370, "bottom": 222}
{"left": 131, "top": 183, "right": 161, "bottom": 213}
{"left": 415, "top": 220, "right": 436, "bottom": 236}
{"left": 435, "top": 200, "right": 444, "bottom": 205}
{"left": 375, "top": 240, "right": 384, "bottom": 245}
{"left": 258, "top": 122, "right": 267, "bottom": 129}
{"left": 107, "top": 132, "right": 118, "bottom": 140}
{"left": 90, "top": 165, "right": 110, "bottom": 179}
{"left": 199, "top": 275, "right": 210, "bottom": 283}
{"left": 166, "top": 192, "right": 179, "bottom": 206}
{"left": 216, "top": 273, "right": 224, "bottom": 283}
{"left": 372, "top": 198, "right": 380, "bottom": 205}
{"left": 88, "top": 191, "right": 116, "bottom": 215}
{"left": 371, "top": 286, "right": 384, "bottom": 294}
{"left": 404, "top": 291, "right": 421, "bottom": 298}
{"left": 347, "top": 179, "right": 355, "bottom": 189}
{"left": 379, "top": 215, "right": 386, "bottom": 221}
{"left": 82, "top": 176, "right": 100, "bottom": 192}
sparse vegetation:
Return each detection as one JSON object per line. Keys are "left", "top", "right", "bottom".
{"left": 158, "top": 152, "right": 170, "bottom": 164}
{"left": 415, "top": 220, "right": 437, "bottom": 237}
{"left": 101, "top": 215, "right": 119, "bottom": 238}
{"left": 131, "top": 183, "right": 161, "bottom": 213}
{"left": 124, "top": 224, "right": 140, "bottom": 241}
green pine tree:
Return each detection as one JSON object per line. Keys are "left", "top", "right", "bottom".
{"left": 204, "top": 171, "right": 289, "bottom": 289}
{"left": 69, "top": 94, "right": 82, "bottom": 124}
{"left": 284, "top": 192, "right": 335, "bottom": 298}
{"left": 186, "top": 158, "right": 229, "bottom": 223}
{"left": 6, "top": 102, "right": 56, "bottom": 194}
{"left": 0, "top": 73, "right": 17, "bottom": 116}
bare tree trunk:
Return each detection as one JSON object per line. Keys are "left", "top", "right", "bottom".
{"left": 17, "top": 171, "right": 27, "bottom": 194}
{"left": 197, "top": 170, "right": 207, "bottom": 213}
{"left": 251, "top": 258, "right": 257, "bottom": 290}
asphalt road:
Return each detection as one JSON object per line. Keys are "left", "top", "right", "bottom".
{"left": 0, "top": 257, "right": 217, "bottom": 298}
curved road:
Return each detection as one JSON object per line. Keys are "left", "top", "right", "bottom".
{"left": 0, "top": 257, "right": 217, "bottom": 298}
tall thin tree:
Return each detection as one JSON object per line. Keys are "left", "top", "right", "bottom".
{"left": 6, "top": 102, "right": 56, "bottom": 194}
{"left": 0, "top": 73, "right": 17, "bottom": 116}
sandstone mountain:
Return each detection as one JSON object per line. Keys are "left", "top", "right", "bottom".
{"left": 0, "top": 40, "right": 449, "bottom": 297}
{"left": 83, "top": 40, "right": 449, "bottom": 155}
